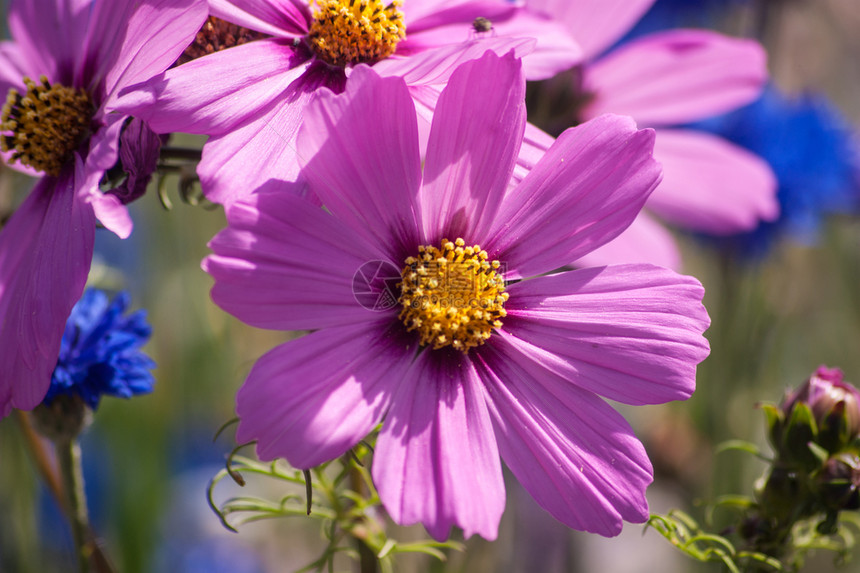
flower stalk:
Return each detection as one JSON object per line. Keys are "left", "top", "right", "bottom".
{"left": 18, "top": 407, "right": 116, "bottom": 573}
{"left": 56, "top": 437, "right": 91, "bottom": 573}
{"left": 349, "top": 461, "right": 379, "bottom": 573}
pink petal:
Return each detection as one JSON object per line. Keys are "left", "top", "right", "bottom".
{"left": 72, "top": 0, "right": 136, "bottom": 91}
{"left": 197, "top": 88, "right": 314, "bottom": 205}
{"left": 403, "top": 0, "right": 479, "bottom": 24}
{"left": 7, "top": 0, "right": 83, "bottom": 82}
{"left": 108, "top": 117, "right": 163, "bottom": 205}
{"left": 299, "top": 66, "right": 423, "bottom": 257}
{"left": 583, "top": 30, "right": 767, "bottom": 126}
{"left": 0, "top": 169, "right": 95, "bottom": 415}
{"left": 102, "top": 0, "right": 209, "bottom": 103}
{"left": 236, "top": 320, "right": 409, "bottom": 468}
{"left": 528, "top": 0, "right": 656, "bottom": 60}
{"left": 502, "top": 265, "right": 710, "bottom": 405}
{"left": 0, "top": 41, "right": 30, "bottom": 92}
{"left": 83, "top": 113, "right": 125, "bottom": 176}
{"left": 209, "top": 0, "right": 311, "bottom": 37}
{"left": 479, "top": 335, "right": 653, "bottom": 536}
{"left": 115, "top": 40, "right": 311, "bottom": 137}
{"left": 511, "top": 121, "right": 556, "bottom": 187}
{"left": 421, "top": 51, "right": 525, "bottom": 242}
{"left": 404, "top": 0, "right": 498, "bottom": 29}
{"left": 500, "top": 19, "right": 582, "bottom": 81}
{"left": 487, "top": 114, "right": 661, "bottom": 278}
{"left": 74, "top": 114, "right": 133, "bottom": 238}
{"left": 372, "top": 36, "right": 535, "bottom": 87}
{"left": 76, "top": 150, "right": 134, "bottom": 239}
{"left": 375, "top": 351, "right": 505, "bottom": 541}
{"left": 574, "top": 211, "right": 682, "bottom": 269}
{"left": 648, "top": 128, "right": 779, "bottom": 234}
{"left": 400, "top": 2, "right": 582, "bottom": 80}
{"left": 405, "top": 83, "right": 440, "bottom": 157}
{"left": 88, "top": 193, "right": 133, "bottom": 239}
{"left": 204, "top": 191, "right": 390, "bottom": 331}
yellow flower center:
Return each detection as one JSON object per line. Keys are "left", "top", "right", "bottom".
{"left": 1, "top": 76, "right": 93, "bottom": 176}
{"left": 399, "top": 238, "right": 508, "bottom": 353}
{"left": 308, "top": 0, "right": 406, "bottom": 67}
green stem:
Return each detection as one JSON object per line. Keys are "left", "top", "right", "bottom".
{"left": 349, "top": 463, "right": 378, "bottom": 573}
{"left": 158, "top": 146, "right": 203, "bottom": 162}
{"left": 56, "top": 438, "right": 91, "bottom": 573}
{"left": 17, "top": 412, "right": 116, "bottom": 573}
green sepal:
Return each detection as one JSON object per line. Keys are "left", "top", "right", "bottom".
{"left": 808, "top": 441, "right": 831, "bottom": 466}
{"left": 759, "top": 466, "right": 803, "bottom": 522}
{"left": 716, "top": 439, "right": 772, "bottom": 462}
{"left": 760, "top": 402, "right": 784, "bottom": 451}
{"left": 783, "top": 402, "right": 818, "bottom": 468}
{"left": 819, "top": 401, "right": 851, "bottom": 454}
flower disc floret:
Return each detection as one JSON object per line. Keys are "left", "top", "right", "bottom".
{"left": 177, "top": 16, "right": 268, "bottom": 65}
{"left": 398, "top": 238, "right": 508, "bottom": 353}
{"left": 1, "top": 76, "right": 93, "bottom": 176}
{"left": 308, "top": 0, "right": 406, "bottom": 67}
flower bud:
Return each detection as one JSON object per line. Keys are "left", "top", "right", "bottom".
{"left": 817, "top": 454, "right": 860, "bottom": 511}
{"left": 780, "top": 366, "right": 860, "bottom": 455}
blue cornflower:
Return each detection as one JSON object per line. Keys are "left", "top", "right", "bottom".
{"left": 691, "top": 85, "right": 860, "bottom": 254}
{"left": 45, "top": 289, "right": 156, "bottom": 410}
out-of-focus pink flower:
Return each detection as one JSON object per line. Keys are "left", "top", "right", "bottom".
{"left": 525, "top": 0, "right": 779, "bottom": 268}
{"left": 203, "top": 52, "right": 710, "bottom": 540}
{"left": 116, "top": 0, "right": 583, "bottom": 205}
{"left": 0, "top": 0, "right": 207, "bottom": 417}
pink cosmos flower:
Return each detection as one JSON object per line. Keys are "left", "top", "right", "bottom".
{"left": 117, "top": 0, "right": 582, "bottom": 205}
{"left": 203, "top": 51, "right": 711, "bottom": 539}
{"left": 524, "top": 0, "right": 779, "bottom": 268}
{"left": 0, "top": 0, "right": 207, "bottom": 417}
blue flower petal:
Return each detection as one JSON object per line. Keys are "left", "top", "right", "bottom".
{"left": 45, "top": 289, "right": 155, "bottom": 410}
{"left": 690, "top": 85, "right": 860, "bottom": 254}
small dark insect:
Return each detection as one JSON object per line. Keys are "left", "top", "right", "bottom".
{"left": 472, "top": 17, "right": 492, "bottom": 33}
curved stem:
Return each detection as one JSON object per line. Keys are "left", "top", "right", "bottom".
{"left": 158, "top": 146, "right": 203, "bottom": 162}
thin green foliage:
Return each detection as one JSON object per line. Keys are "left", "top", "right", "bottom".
{"left": 646, "top": 510, "right": 784, "bottom": 572}
{"left": 206, "top": 444, "right": 463, "bottom": 572}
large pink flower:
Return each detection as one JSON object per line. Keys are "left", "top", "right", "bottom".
{"left": 204, "top": 52, "right": 711, "bottom": 539}
{"left": 116, "top": 0, "right": 582, "bottom": 205}
{"left": 0, "top": 0, "right": 207, "bottom": 417}
{"left": 525, "top": 0, "right": 779, "bottom": 268}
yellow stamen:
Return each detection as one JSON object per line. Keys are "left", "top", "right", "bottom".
{"left": 1, "top": 76, "right": 92, "bottom": 176}
{"left": 308, "top": 0, "right": 406, "bottom": 67}
{"left": 399, "top": 238, "right": 508, "bottom": 353}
